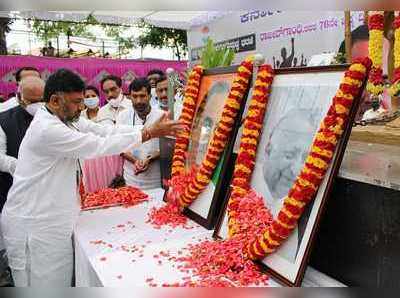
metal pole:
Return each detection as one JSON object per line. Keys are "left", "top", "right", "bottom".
{"left": 166, "top": 68, "right": 175, "bottom": 120}
{"left": 56, "top": 36, "right": 59, "bottom": 57}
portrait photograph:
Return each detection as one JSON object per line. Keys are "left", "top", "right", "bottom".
{"left": 215, "top": 66, "right": 364, "bottom": 285}
{"left": 184, "top": 70, "right": 237, "bottom": 227}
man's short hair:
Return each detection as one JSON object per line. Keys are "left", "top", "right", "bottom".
{"left": 147, "top": 69, "right": 165, "bottom": 77}
{"left": 155, "top": 75, "right": 168, "bottom": 87}
{"left": 85, "top": 85, "right": 100, "bottom": 97}
{"left": 129, "top": 77, "right": 151, "bottom": 94}
{"left": 15, "top": 67, "right": 40, "bottom": 83}
{"left": 100, "top": 75, "right": 122, "bottom": 90}
{"left": 43, "top": 69, "right": 85, "bottom": 102}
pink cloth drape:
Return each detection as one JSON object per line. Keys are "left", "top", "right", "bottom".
{"left": 82, "top": 155, "right": 124, "bottom": 193}
{"left": 0, "top": 55, "right": 187, "bottom": 105}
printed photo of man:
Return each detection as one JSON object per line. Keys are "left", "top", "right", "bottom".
{"left": 261, "top": 108, "right": 316, "bottom": 263}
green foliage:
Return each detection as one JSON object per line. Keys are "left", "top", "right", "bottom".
{"left": 331, "top": 52, "right": 347, "bottom": 65}
{"left": 200, "top": 38, "right": 235, "bottom": 69}
{"left": 101, "top": 24, "right": 135, "bottom": 55}
{"left": 31, "top": 19, "right": 96, "bottom": 43}
{"left": 137, "top": 22, "right": 187, "bottom": 60}
{"left": 0, "top": 17, "right": 13, "bottom": 55}
{"left": 30, "top": 13, "right": 135, "bottom": 55}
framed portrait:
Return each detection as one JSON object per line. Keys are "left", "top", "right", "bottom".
{"left": 175, "top": 65, "right": 250, "bottom": 229}
{"left": 214, "top": 65, "right": 366, "bottom": 286}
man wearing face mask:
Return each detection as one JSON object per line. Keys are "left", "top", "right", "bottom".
{"left": 97, "top": 75, "right": 131, "bottom": 125}
{"left": 117, "top": 78, "right": 163, "bottom": 190}
{"left": 0, "top": 76, "right": 45, "bottom": 286}
{"left": 0, "top": 67, "right": 40, "bottom": 113}
{"left": 81, "top": 85, "right": 100, "bottom": 121}
{"left": 147, "top": 69, "right": 165, "bottom": 108}
{"left": 1, "top": 69, "right": 183, "bottom": 286}
{"left": 0, "top": 76, "right": 45, "bottom": 207}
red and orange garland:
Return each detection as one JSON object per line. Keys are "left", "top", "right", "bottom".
{"left": 246, "top": 57, "right": 372, "bottom": 260}
{"left": 227, "top": 64, "right": 274, "bottom": 237}
{"left": 171, "top": 65, "right": 204, "bottom": 177}
{"left": 366, "top": 11, "right": 385, "bottom": 97}
{"left": 177, "top": 58, "right": 254, "bottom": 208}
{"left": 389, "top": 11, "right": 400, "bottom": 97}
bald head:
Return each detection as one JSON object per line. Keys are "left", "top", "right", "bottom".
{"left": 20, "top": 76, "right": 45, "bottom": 105}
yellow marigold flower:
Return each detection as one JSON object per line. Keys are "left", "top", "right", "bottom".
{"left": 349, "top": 63, "right": 366, "bottom": 74}
{"left": 311, "top": 146, "right": 334, "bottom": 158}
{"left": 335, "top": 103, "right": 349, "bottom": 115}
{"left": 343, "top": 77, "right": 362, "bottom": 87}
{"left": 306, "top": 156, "right": 328, "bottom": 169}
{"left": 241, "top": 137, "right": 258, "bottom": 145}
{"left": 284, "top": 196, "right": 306, "bottom": 208}
{"left": 276, "top": 218, "right": 296, "bottom": 230}
{"left": 263, "top": 230, "right": 279, "bottom": 247}
{"left": 336, "top": 89, "right": 354, "bottom": 100}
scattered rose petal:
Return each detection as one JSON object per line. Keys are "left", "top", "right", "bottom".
{"left": 81, "top": 186, "right": 149, "bottom": 210}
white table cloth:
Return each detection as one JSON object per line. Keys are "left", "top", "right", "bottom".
{"left": 74, "top": 188, "right": 344, "bottom": 287}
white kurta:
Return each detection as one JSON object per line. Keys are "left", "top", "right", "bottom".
{"left": 96, "top": 96, "right": 131, "bottom": 125}
{"left": 116, "top": 107, "right": 163, "bottom": 190}
{"left": 1, "top": 106, "right": 143, "bottom": 286}
{"left": 0, "top": 97, "right": 18, "bottom": 113}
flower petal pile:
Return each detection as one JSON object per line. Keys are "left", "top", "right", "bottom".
{"left": 81, "top": 186, "right": 149, "bottom": 210}
{"left": 160, "top": 190, "right": 273, "bottom": 287}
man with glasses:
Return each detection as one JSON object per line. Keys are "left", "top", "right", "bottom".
{"left": 97, "top": 75, "right": 131, "bottom": 125}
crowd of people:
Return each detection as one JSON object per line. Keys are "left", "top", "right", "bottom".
{"left": 0, "top": 66, "right": 185, "bottom": 286}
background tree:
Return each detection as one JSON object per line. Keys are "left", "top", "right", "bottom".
{"left": 137, "top": 22, "right": 187, "bottom": 60}
{"left": 0, "top": 17, "right": 13, "bottom": 55}
{"left": 31, "top": 18, "right": 96, "bottom": 45}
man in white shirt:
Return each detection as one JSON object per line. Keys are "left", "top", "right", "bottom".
{"left": 1, "top": 69, "right": 182, "bottom": 286}
{"left": 0, "top": 67, "right": 40, "bottom": 113}
{"left": 155, "top": 75, "right": 183, "bottom": 120}
{"left": 117, "top": 78, "right": 164, "bottom": 190}
{"left": 147, "top": 69, "right": 165, "bottom": 108}
{"left": 97, "top": 75, "right": 131, "bottom": 125}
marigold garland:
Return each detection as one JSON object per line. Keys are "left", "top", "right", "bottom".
{"left": 171, "top": 65, "right": 204, "bottom": 177}
{"left": 389, "top": 11, "right": 400, "bottom": 97}
{"left": 177, "top": 57, "right": 254, "bottom": 208}
{"left": 246, "top": 57, "right": 371, "bottom": 260}
{"left": 366, "top": 11, "right": 385, "bottom": 96}
{"left": 226, "top": 64, "right": 275, "bottom": 238}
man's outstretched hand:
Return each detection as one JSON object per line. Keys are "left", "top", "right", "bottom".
{"left": 143, "top": 112, "right": 187, "bottom": 142}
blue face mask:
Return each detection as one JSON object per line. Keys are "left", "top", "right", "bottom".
{"left": 84, "top": 97, "right": 99, "bottom": 109}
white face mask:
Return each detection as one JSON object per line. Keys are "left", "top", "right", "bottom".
{"left": 109, "top": 92, "right": 123, "bottom": 108}
{"left": 151, "top": 88, "right": 157, "bottom": 97}
{"left": 25, "top": 102, "right": 44, "bottom": 116}
{"left": 84, "top": 97, "right": 99, "bottom": 109}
